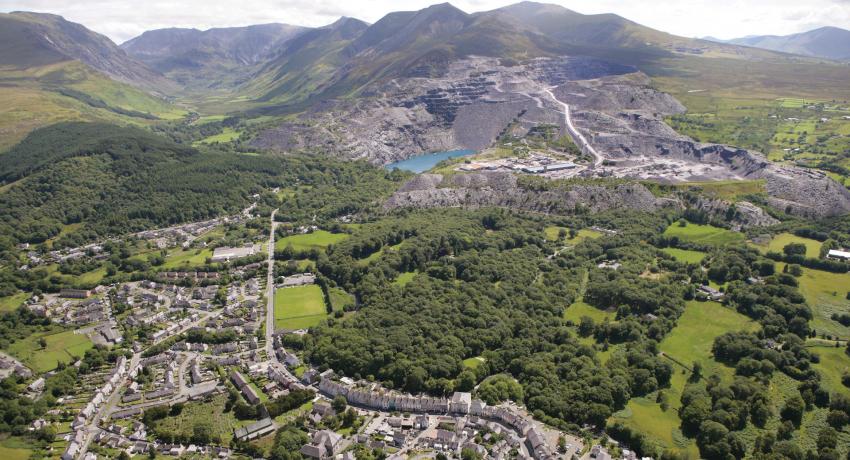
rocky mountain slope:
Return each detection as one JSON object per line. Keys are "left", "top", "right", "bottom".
{"left": 715, "top": 27, "right": 850, "bottom": 61}
{"left": 121, "top": 23, "right": 307, "bottom": 88}
{"left": 384, "top": 172, "right": 779, "bottom": 228}
{"left": 0, "top": 12, "right": 172, "bottom": 93}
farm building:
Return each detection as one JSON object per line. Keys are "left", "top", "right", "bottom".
{"left": 827, "top": 249, "right": 850, "bottom": 261}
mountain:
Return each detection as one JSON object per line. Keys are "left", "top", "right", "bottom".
{"left": 0, "top": 11, "right": 171, "bottom": 91}
{"left": 242, "top": 1, "right": 778, "bottom": 109}
{"left": 121, "top": 23, "right": 308, "bottom": 88}
{"left": 243, "top": 17, "right": 370, "bottom": 104}
{"left": 246, "top": 3, "right": 572, "bottom": 106}
{"left": 719, "top": 27, "right": 850, "bottom": 61}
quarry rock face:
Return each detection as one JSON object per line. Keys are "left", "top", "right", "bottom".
{"left": 254, "top": 55, "right": 850, "bottom": 218}
{"left": 385, "top": 172, "right": 679, "bottom": 215}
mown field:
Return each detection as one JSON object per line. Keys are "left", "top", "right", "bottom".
{"left": 7, "top": 328, "right": 94, "bottom": 372}
{"left": 273, "top": 284, "right": 327, "bottom": 330}
{"left": 563, "top": 301, "right": 614, "bottom": 323}
{"left": 274, "top": 230, "right": 349, "bottom": 251}
{"left": 611, "top": 301, "right": 759, "bottom": 457}
{"left": 661, "top": 247, "right": 707, "bottom": 264}
{"left": 663, "top": 222, "right": 745, "bottom": 245}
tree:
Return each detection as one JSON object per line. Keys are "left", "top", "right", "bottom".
{"left": 332, "top": 395, "right": 347, "bottom": 413}
{"left": 38, "top": 337, "right": 47, "bottom": 349}
{"left": 783, "top": 243, "right": 807, "bottom": 257}
{"left": 690, "top": 361, "right": 702, "bottom": 382}
{"left": 817, "top": 427, "right": 838, "bottom": 451}
{"left": 192, "top": 422, "right": 213, "bottom": 444}
{"left": 456, "top": 370, "right": 477, "bottom": 392}
{"left": 781, "top": 395, "right": 805, "bottom": 427}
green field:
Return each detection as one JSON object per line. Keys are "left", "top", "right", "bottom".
{"left": 661, "top": 248, "right": 707, "bottom": 264}
{"left": 357, "top": 242, "right": 403, "bottom": 266}
{"left": 328, "top": 287, "right": 355, "bottom": 312}
{"left": 7, "top": 329, "right": 94, "bottom": 372}
{"left": 194, "top": 127, "right": 241, "bottom": 145}
{"left": 0, "top": 437, "right": 34, "bottom": 460}
{"left": 152, "top": 394, "right": 248, "bottom": 447}
{"left": 275, "top": 230, "right": 349, "bottom": 251}
{"left": 564, "top": 301, "right": 613, "bottom": 323}
{"left": 163, "top": 248, "right": 214, "bottom": 268}
{"left": 661, "top": 301, "right": 759, "bottom": 369}
{"left": 612, "top": 301, "right": 759, "bottom": 457}
{"left": 759, "top": 233, "right": 822, "bottom": 258}
{"left": 809, "top": 345, "right": 850, "bottom": 397}
{"left": 663, "top": 222, "right": 745, "bottom": 245}
{"left": 463, "top": 356, "right": 486, "bottom": 370}
{"left": 393, "top": 271, "right": 417, "bottom": 287}
{"left": 782, "top": 263, "right": 850, "bottom": 338}
{"left": 0, "top": 292, "right": 29, "bottom": 313}
{"left": 274, "top": 284, "right": 327, "bottom": 330}
{"left": 544, "top": 227, "right": 603, "bottom": 243}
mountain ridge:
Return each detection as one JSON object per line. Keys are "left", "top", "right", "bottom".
{"left": 708, "top": 26, "right": 850, "bottom": 61}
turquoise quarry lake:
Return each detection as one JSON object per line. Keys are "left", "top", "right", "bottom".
{"left": 385, "top": 149, "right": 475, "bottom": 173}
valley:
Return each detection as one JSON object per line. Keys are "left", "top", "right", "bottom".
{"left": 1, "top": 2, "right": 850, "bottom": 460}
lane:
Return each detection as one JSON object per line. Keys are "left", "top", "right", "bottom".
{"left": 543, "top": 86, "right": 603, "bottom": 168}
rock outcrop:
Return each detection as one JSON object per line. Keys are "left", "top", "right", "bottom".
{"left": 385, "top": 172, "right": 679, "bottom": 215}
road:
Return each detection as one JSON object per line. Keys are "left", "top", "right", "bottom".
{"left": 265, "top": 209, "right": 278, "bottom": 362}
{"left": 544, "top": 86, "right": 604, "bottom": 168}
{"left": 77, "top": 351, "right": 140, "bottom": 458}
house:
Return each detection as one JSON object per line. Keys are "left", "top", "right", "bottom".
{"left": 827, "top": 249, "right": 850, "bottom": 261}
{"left": 698, "top": 285, "right": 724, "bottom": 301}
{"left": 234, "top": 417, "right": 275, "bottom": 441}
{"left": 300, "top": 430, "right": 342, "bottom": 459}
{"left": 450, "top": 392, "right": 472, "bottom": 414}
{"left": 60, "top": 289, "right": 91, "bottom": 299}
{"left": 302, "top": 369, "right": 320, "bottom": 385}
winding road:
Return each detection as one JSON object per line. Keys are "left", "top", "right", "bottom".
{"left": 543, "top": 86, "right": 604, "bottom": 168}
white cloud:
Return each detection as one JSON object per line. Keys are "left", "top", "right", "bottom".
{"left": 0, "top": 0, "right": 848, "bottom": 43}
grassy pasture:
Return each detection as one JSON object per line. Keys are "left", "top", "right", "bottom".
{"left": 564, "top": 301, "right": 613, "bottom": 323}
{"left": 162, "top": 247, "right": 214, "bottom": 268}
{"left": 194, "top": 127, "right": 241, "bottom": 145}
{"left": 7, "top": 329, "right": 94, "bottom": 372}
{"left": 663, "top": 222, "right": 745, "bottom": 245}
{"left": 780, "top": 263, "right": 850, "bottom": 338}
{"left": 0, "top": 437, "right": 34, "bottom": 460}
{"left": 275, "top": 230, "right": 349, "bottom": 252}
{"left": 463, "top": 356, "right": 486, "bottom": 370}
{"left": 0, "top": 292, "right": 29, "bottom": 313}
{"left": 393, "top": 271, "right": 417, "bottom": 287}
{"left": 545, "top": 227, "right": 603, "bottom": 243}
{"left": 759, "top": 232, "right": 822, "bottom": 258}
{"left": 809, "top": 345, "right": 850, "bottom": 397}
{"left": 661, "top": 248, "right": 706, "bottom": 264}
{"left": 273, "top": 284, "right": 327, "bottom": 330}
{"left": 328, "top": 287, "right": 354, "bottom": 312}
{"left": 611, "top": 301, "right": 758, "bottom": 457}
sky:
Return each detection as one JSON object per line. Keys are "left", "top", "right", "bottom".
{"left": 1, "top": 0, "right": 849, "bottom": 44}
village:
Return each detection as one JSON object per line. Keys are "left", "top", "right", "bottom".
{"left": 2, "top": 207, "right": 615, "bottom": 460}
